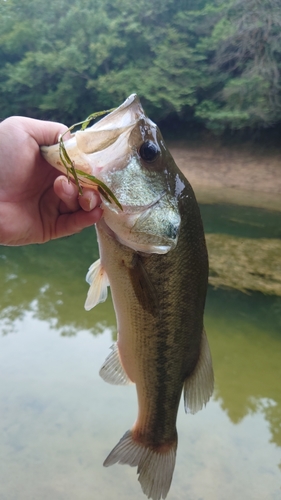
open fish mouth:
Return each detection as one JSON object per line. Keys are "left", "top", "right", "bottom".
{"left": 41, "top": 94, "right": 147, "bottom": 210}
{"left": 41, "top": 93, "right": 144, "bottom": 177}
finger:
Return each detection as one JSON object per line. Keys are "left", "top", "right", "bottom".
{"left": 55, "top": 206, "right": 103, "bottom": 238}
{"left": 53, "top": 176, "right": 80, "bottom": 213}
{"left": 10, "top": 116, "right": 71, "bottom": 146}
{"left": 78, "top": 189, "right": 102, "bottom": 212}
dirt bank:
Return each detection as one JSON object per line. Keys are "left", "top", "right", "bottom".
{"left": 169, "top": 141, "right": 281, "bottom": 211}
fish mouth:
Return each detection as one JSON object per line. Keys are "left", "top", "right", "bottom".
{"left": 41, "top": 94, "right": 146, "bottom": 179}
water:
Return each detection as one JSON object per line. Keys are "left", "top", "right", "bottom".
{"left": 0, "top": 204, "right": 280, "bottom": 500}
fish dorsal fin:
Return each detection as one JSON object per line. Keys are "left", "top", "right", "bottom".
{"left": 84, "top": 258, "right": 109, "bottom": 311}
{"left": 99, "top": 343, "right": 132, "bottom": 385}
{"left": 183, "top": 330, "right": 214, "bottom": 414}
{"left": 129, "top": 254, "right": 159, "bottom": 318}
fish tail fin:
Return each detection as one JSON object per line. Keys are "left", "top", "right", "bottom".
{"left": 183, "top": 329, "right": 214, "bottom": 414}
{"left": 103, "top": 430, "right": 177, "bottom": 500}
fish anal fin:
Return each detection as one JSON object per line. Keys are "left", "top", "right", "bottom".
{"left": 104, "top": 430, "right": 177, "bottom": 500}
{"left": 183, "top": 329, "right": 214, "bottom": 414}
{"left": 99, "top": 343, "right": 131, "bottom": 385}
{"left": 84, "top": 258, "right": 109, "bottom": 311}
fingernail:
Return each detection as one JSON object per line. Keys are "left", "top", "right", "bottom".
{"left": 88, "top": 196, "right": 96, "bottom": 210}
{"left": 87, "top": 193, "right": 99, "bottom": 210}
{"left": 62, "top": 179, "right": 75, "bottom": 196}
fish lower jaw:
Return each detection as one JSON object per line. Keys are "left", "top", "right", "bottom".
{"left": 116, "top": 234, "right": 173, "bottom": 254}
{"left": 98, "top": 216, "right": 174, "bottom": 254}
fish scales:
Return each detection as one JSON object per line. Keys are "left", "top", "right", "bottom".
{"left": 41, "top": 94, "right": 214, "bottom": 500}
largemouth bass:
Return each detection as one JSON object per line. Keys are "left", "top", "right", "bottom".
{"left": 41, "top": 94, "right": 214, "bottom": 500}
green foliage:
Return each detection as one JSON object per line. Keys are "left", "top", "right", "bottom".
{"left": 206, "top": 0, "right": 281, "bottom": 131}
{"left": 0, "top": 0, "right": 280, "bottom": 132}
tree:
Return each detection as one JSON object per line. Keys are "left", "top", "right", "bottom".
{"left": 0, "top": 0, "right": 281, "bottom": 133}
{"left": 196, "top": 0, "right": 281, "bottom": 131}
{"left": 0, "top": 0, "right": 217, "bottom": 123}
{"left": 0, "top": 0, "right": 108, "bottom": 121}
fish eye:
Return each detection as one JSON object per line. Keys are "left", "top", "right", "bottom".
{"left": 139, "top": 141, "right": 160, "bottom": 162}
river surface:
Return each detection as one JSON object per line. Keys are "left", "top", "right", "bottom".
{"left": 0, "top": 202, "right": 280, "bottom": 500}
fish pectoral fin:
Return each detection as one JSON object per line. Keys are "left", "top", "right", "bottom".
{"left": 99, "top": 343, "right": 132, "bottom": 385}
{"left": 84, "top": 258, "right": 109, "bottom": 311}
{"left": 183, "top": 329, "right": 214, "bottom": 414}
{"left": 103, "top": 429, "right": 177, "bottom": 500}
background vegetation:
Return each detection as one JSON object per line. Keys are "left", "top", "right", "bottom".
{"left": 0, "top": 0, "right": 281, "bottom": 135}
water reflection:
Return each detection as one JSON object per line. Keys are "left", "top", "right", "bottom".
{"left": 206, "top": 288, "right": 281, "bottom": 448}
{"left": 0, "top": 227, "right": 116, "bottom": 336}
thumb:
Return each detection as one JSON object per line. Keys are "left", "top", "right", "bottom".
{"left": 13, "top": 116, "right": 71, "bottom": 146}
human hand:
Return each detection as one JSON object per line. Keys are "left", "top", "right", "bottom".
{"left": 0, "top": 116, "right": 103, "bottom": 246}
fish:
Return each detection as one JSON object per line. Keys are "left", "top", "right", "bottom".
{"left": 41, "top": 94, "right": 214, "bottom": 500}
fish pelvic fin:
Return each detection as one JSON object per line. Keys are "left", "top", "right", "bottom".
{"left": 103, "top": 430, "right": 177, "bottom": 500}
{"left": 84, "top": 258, "right": 109, "bottom": 311}
{"left": 183, "top": 329, "right": 214, "bottom": 414}
{"left": 99, "top": 343, "right": 132, "bottom": 385}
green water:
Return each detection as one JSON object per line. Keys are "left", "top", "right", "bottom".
{"left": 0, "top": 204, "right": 280, "bottom": 500}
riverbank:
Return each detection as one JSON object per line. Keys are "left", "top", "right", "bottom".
{"left": 169, "top": 140, "right": 281, "bottom": 211}
{"left": 207, "top": 234, "right": 281, "bottom": 296}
